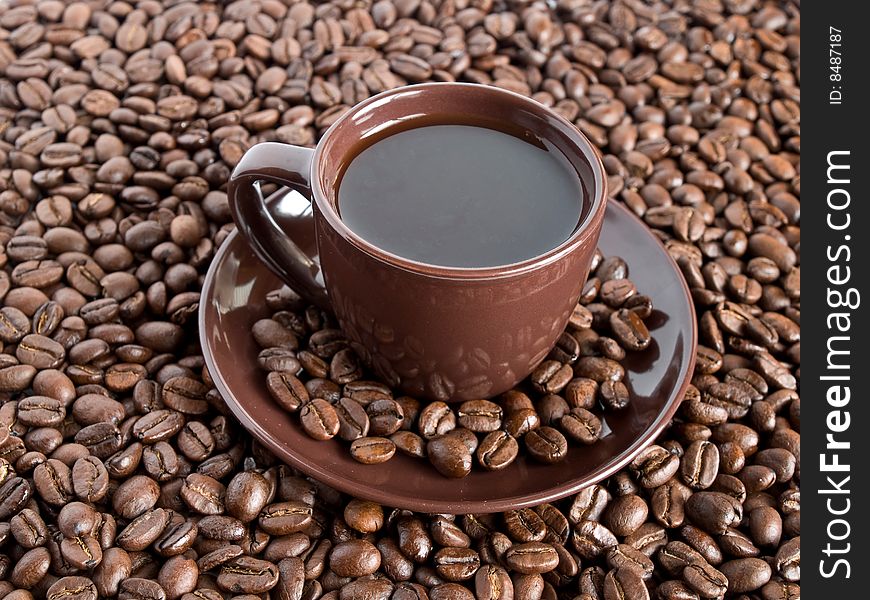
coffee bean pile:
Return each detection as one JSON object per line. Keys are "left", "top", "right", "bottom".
{"left": 0, "top": 0, "right": 799, "bottom": 599}
{"left": 257, "top": 251, "right": 653, "bottom": 477}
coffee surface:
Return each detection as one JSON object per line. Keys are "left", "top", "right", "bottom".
{"left": 336, "top": 125, "right": 584, "bottom": 268}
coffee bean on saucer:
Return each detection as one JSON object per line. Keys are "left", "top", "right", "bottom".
{"left": 428, "top": 434, "right": 473, "bottom": 478}
{"left": 476, "top": 431, "right": 519, "bottom": 470}
{"left": 419, "top": 401, "right": 457, "bottom": 439}
{"left": 335, "top": 397, "right": 370, "bottom": 441}
{"left": 300, "top": 399, "right": 340, "bottom": 441}
{"left": 457, "top": 400, "right": 502, "bottom": 433}
{"left": 350, "top": 437, "right": 396, "bottom": 464}
{"left": 560, "top": 408, "right": 602, "bottom": 445}
{"left": 267, "top": 371, "right": 309, "bottom": 412}
{"left": 391, "top": 431, "right": 426, "bottom": 458}
{"left": 525, "top": 427, "right": 568, "bottom": 464}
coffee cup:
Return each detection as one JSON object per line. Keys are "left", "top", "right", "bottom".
{"left": 228, "top": 83, "right": 607, "bottom": 402}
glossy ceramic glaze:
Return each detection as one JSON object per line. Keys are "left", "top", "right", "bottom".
{"left": 200, "top": 191, "right": 696, "bottom": 513}
{"left": 227, "top": 83, "right": 608, "bottom": 402}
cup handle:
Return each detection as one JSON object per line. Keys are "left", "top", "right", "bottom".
{"left": 227, "top": 142, "right": 329, "bottom": 308}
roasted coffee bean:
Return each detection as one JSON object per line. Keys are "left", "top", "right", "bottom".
{"left": 559, "top": 408, "right": 601, "bottom": 445}
{"left": 133, "top": 410, "right": 185, "bottom": 443}
{"left": 117, "top": 509, "right": 172, "bottom": 552}
{"left": 158, "top": 555, "right": 198, "bottom": 599}
{"left": 218, "top": 557, "right": 280, "bottom": 594}
{"left": 181, "top": 473, "right": 225, "bottom": 515}
{"left": 113, "top": 475, "right": 161, "bottom": 519}
{"left": 505, "top": 543, "right": 559, "bottom": 574}
{"left": 199, "top": 545, "right": 245, "bottom": 573}
{"left": 568, "top": 486, "right": 611, "bottom": 525}
{"left": 300, "top": 399, "right": 341, "bottom": 441}
{"left": 603, "top": 568, "right": 649, "bottom": 600}
{"left": 335, "top": 397, "right": 369, "bottom": 441}
{"left": 350, "top": 437, "right": 396, "bottom": 464}
{"left": 75, "top": 422, "right": 123, "bottom": 458}
{"left": 599, "top": 380, "right": 630, "bottom": 411}
{"left": 575, "top": 357, "right": 624, "bottom": 383}
{"left": 680, "top": 441, "right": 720, "bottom": 490}
{"left": 531, "top": 505, "right": 568, "bottom": 545}
{"left": 535, "top": 395, "right": 567, "bottom": 426}
{"left": 276, "top": 557, "right": 306, "bottom": 600}
{"left": 0, "top": 364, "right": 37, "bottom": 392}
{"left": 60, "top": 534, "right": 103, "bottom": 569}
{"left": 609, "top": 309, "right": 651, "bottom": 351}
{"left": 564, "top": 378, "right": 598, "bottom": 410}
{"left": 605, "top": 543, "right": 654, "bottom": 580}
{"left": 524, "top": 427, "right": 568, "bottom": 464}
{"left": 477, "top": 431, "right": 519, "bottom": 470}
{"left": 17, "top": 333, "right": 65, "bottom": 368}
{"left": 48, "top": 576, "right": 99, "bottom": 600}
{"left": 458, "top": 400, "right": 503, "bottom": 432}
{"left": 73, "top": 394, "right": 126, "bottom": 426}
{"left": 504, "top": 509, "right": 547, "bottom": 543}
{"left": 658, "top": 541, "right": 706, "bottom": 577}
{"left": 419, "top": 401, "right": 457, "bottom": 439}
{"left": 93, "top": 548, "right": 135, "bottom": 596}
{"left": 344, "top": 499, "right": 384, "bottom": 533}
{"left": 651, "top": 479, "right": 693, "bottom": 529}
{"left": 720, "top": 557, "right": 772, "bottom": 593}
{"left": 330, "top": 539, "right": 382, "bottom": 577}
{"left": 603, "top": 494, "right": 648, "bottom": 537}
{"left": 17, "top": 395, "right": 65, "bottom": 427}
{"left": 682, "top": 561, "right": 728, "bottom": 598}
{"left": 57, "top": 501, "right": 99, "bottom": 538}
{"left": 749, "top": 505, "right": 783, "bottom": 548}
{"left": 531, "top": 361, "right": 573, "bottom": 394}
{"left": 394, "top": 582, "right": 431, "bottom": 600}
{"left": 571, "top": 520, "right": 617, "bottom": 560}
{"left": 511, "top": 573, "right": 544, "bottom": 600}
{"left": 774, "top": 536, "right": 800, "bottom": 582}
{"left": 367, "top": 398, "right": 405, "bottom": 436}
{"left": 631, "top": 445, "right": 680, "bottom": 488}
{"left": 685, "top": 492, "right": 743, "bottom": 535}
{"left": 155, "top": 518, "right": 199, "bottom": 556}
{"left": 434, "top": 547, "right": 481, "bottom": 581}
{"left": 428, "top": 434, "right": 473, "bottom": 478}
{"left": 392, "top": 430, "right": 426, "bottom": 458}
{"left": 550, "top": 332, "right": 581, "bottom": 364}
{"left": 267, "top": 371, "right": 309, "bottom": 412}
{"left": 119, "top": 578, "right": 167, "bottom": 600}
{"left": 260, "top": 502, "right": 313, "bottom": 535}
{"left": 163, "top": 376, "right": 209, "bottom": 414}
{"left": 198, "top": 515, "right": 245, "bottom": 542}
{"left": 475, "top": 565, "right": 513, "bottom": 600}
{"left": 9, "top": 546, "right": 51, "bottom": 588}
{"left": 32, "top": 460, "right": 72, "bottom": 506}
{"left": 0, "top": 307, "right": 30, "bottom": 342}
{"left": 226, "top": 471, "right": 271, "bottom": 523}
{"left": 397, "top": 517, "right": 433, "bottom": 563}
{"left": 10, "top": 508, "right": 49, "bottom": 548}
{"left": 429, "top": 516, "right": 471, "bottom": 549}
{"left": 655, "top": 580, "right": 698, "bottom": 600}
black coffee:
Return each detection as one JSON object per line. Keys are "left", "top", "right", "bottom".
{"left": 336, "top": 124, "right": 584, "bottom": 268}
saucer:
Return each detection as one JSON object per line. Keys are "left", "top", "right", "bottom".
{"left": 200, "top": 189, "right": 696, "bottom": 513}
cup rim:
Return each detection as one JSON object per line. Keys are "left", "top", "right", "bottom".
{"left": 310, "top": 82, "right": 609, "bottom": 280}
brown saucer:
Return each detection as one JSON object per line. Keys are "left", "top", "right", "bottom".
{"left": 200, "top": 189, "right": 696, "bottom": 513}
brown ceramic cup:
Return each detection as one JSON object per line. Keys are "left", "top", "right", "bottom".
{"left": 227, "top": 83, "right": 607, "bottom": 402}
